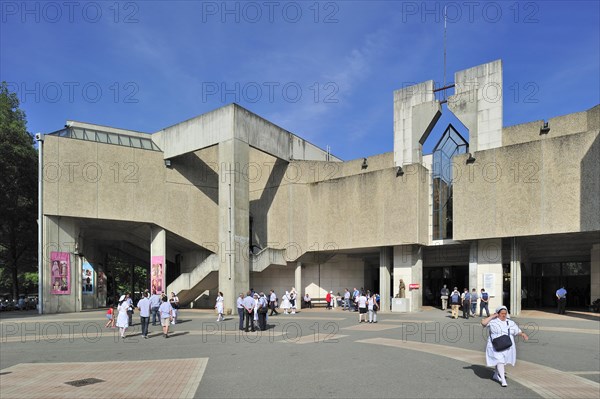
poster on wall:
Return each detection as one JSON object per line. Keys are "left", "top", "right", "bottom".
{"left": 483, "top": 273, "right": 495, "bottom": 297}
{"left": 151, "top": 256, "right": 165, "bottom": 295}
{"left": 82, "top": 262, "right": 94, "bottom": 295}
{"left": 50, "top": 252, "right": 71, "bottom": 295}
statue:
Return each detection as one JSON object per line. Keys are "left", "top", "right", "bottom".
{"left": 396, "top": 279, "right": 406, "bottom": 298}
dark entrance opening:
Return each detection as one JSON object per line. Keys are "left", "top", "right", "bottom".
{"left": 521, "top": 262, "right": 591, "bottom": 309}
{"left": 423, "top": 265, "right": 468, "bottom": 307}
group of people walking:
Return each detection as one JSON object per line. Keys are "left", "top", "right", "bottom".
{"left": 440, "top": 285, "right": 490, "bottom": 319}
{"left": 107, "top": 291, "right": 179, "bottom": 339}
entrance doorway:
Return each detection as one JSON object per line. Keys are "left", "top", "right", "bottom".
{"left": 522, "top": 262, "right": 591, "bottom": 309}
{"left": 423, "top": 265, "right": 468, "bottom": 306}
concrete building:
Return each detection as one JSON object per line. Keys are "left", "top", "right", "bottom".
{"left": 38, "top": 60, "right": 600, "bottom": 315}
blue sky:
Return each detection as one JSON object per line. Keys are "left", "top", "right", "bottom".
{"left": 1, "top": 0, "right": 599, "bottom": 160}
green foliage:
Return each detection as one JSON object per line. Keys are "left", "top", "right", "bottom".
{"left": 0, "top": 81, "right": 38, "bottom": 298}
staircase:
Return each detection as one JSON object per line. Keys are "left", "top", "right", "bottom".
{"left": 167, "top": 254, "right": 219, "bottom": 306}
{"left": 250, "top": 247, "right": 287, "bottom": 272}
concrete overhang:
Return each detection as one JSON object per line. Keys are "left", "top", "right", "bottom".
{"left": 153, "top": 103, "right": 341, "bottom": 162}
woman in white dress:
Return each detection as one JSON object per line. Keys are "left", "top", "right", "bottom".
{"left": 481, "top": 306, "right": 529, "bottom": 387}
{"left": 281, "top": 291, "right": 291, "bottom": 314}
{"left": 115, "top": 294, "right": 129, "bottom": 339}
{"left": 215, "top": 291, "right": 224, "bottom": 321}
{"left": 169, "top": 292, "right": 179, "bottom": 324}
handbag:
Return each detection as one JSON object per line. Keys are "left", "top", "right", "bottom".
{"left": 491, "top": 321, "right": 512, "bottom": 351}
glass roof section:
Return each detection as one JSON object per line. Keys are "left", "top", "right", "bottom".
{"left": 49, "top": 127, "right": 161, "bottom": 151}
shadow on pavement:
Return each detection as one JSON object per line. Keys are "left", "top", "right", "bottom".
{"left": 463, "top": 364, "right": 493, "bottom": 380}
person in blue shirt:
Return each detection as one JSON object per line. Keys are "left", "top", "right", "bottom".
{"left": 556, "top": 286, "right": 567, "bottom": 314}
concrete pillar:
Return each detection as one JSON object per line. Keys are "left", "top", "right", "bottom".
{"left": 218, "top": 138, "right": 250, "bottom": 313}
{"left": 475, "top": 238, "right": 503, "bottom": 312}
{"left": 510, "top": 238, "right": 522, "bottom": 316}
{"left": 591, "top": 244, "right": 600, "bottom": 305}
{"left": 379, "top": 247, "right": 392, "bottom": 312}
{"left": 393, "top": 245, "right": 423, "bottom": 312}
{"left": 151, "top": 226, "right": 166, "bottom": 295}
{"left": 469, "top": 241, "right": 478, "bottom": 291}
{"left": 295, "top": 261, "right": 302, "bottom": 308}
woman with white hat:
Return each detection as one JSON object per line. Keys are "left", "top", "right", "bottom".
{"left": 116, "top": 294, "right": 129, "bottom": 339}
{"left": 481, "top": 306, "right": 529, "bottom": 387}
{"left": 281, "top": 291, "right": 291, "bottom": 315}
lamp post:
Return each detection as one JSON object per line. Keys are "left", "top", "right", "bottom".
{"left": 36, "top": 133, "right": 44, "bottom": 314}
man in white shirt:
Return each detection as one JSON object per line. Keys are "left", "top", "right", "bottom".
{"left": 269, "top": 290, "right": 279, "bottom": 316}
{"left": 236, "top": 293, "right": 244, "bottom": 331}
{"left": 357, "top": 292, "right": 368, "bottom": 322}
{"left": 242, "top": 291, "right": 256, "bottom": 332}
{"left": 137, "top": 291, "right": 151, "bottom": 339}
{"left": 343, "top": 289, "right": 351, "bottom": 310}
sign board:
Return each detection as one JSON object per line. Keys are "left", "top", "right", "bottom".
{"left": 409, "top": 283, "right": 420, "bottom": 290}
{"left": 483, "top": 273, "right": 495, "bottom": 296}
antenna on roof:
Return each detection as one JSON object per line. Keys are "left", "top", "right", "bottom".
{"left": 443, "top": 5, "right": 447, "bottom": 89}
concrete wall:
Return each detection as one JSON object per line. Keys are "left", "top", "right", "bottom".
{"left": 453, "top": 129, "right": 600, "bottom": 240}
{"left": 249, "top": 255, "right": 366, "bottom": 301}
{"left": 503, "top": 105, "right": 599, "bottom": 147}
{"left": 43, "top": 135, "right": 219, "bottom": 248}
{"left": 42, "top": 216, "right": 80, "bottom": 313}
{"left": 248, "top": 148, "right": 428, "bottom": 258}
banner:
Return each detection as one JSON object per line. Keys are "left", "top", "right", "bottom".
{"left": 82, "top": 262, "right": 94, "bottom": 295}
{"left": 151, "top": 256, "right": 165, "bottom": 295}
{"left": 50, "top": 252, "right": 71, "bottom": 295}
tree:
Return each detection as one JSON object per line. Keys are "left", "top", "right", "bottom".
{"left": 0, "top": 81, "right": 38, "bottom": 299}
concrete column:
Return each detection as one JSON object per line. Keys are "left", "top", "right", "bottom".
{"left": 510, "top": 238, "right": 522, "bottom": 316}
{"left": 379, "top": 247, "right": 392, "bottom": 312}
{"left": 475, "top": 238, "right": 503, "bottom": 312}
{"left": 591, "top": 244, "right": 600, "bottom": 305}
{"left": 295, "top": 261, "right": 302, "bottom": 308}
{"left": 151, "top": 225, "right": 166, "bottom": 295}
{"left": 469, "top": 241, "right": 478, "bottom": 291}
{"left": 218, "top": 138, "right": 250, "bottom": 313}
{"left": 393, "top": 245, "right": 423, "bottom": 312}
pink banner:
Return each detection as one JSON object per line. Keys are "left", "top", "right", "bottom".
{"left": 151, "top": 256, "right": 165, "bottom": 295}
{"left": 50, "top": 252, "right": 71, "bottom": 295}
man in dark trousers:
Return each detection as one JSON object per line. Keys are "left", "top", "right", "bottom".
{"left": 242, "top": 291, "right": 255, "bottom": 332}
{"left": 556, "top": 286, "right": 567, "bottom": 314}
{"left": 462, "top": 288, "right": 471, "bottom": 319}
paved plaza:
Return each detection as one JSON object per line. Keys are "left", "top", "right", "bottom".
{"left": 1, "top": 308, "right": 599, "bottom": 398}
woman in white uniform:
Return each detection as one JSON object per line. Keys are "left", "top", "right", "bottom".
{"left": 116, "top": 294, "right": 129, "bottom": 339}
{"left": 281, "top": 291, "right": 291, "bottom": 314}
{"left": 215, "top": 291, "right": 224, "bottom": 321}
{"left": 481, "top": 306, "right": 528, "bottom": 387}
{"left": 169, "top": 292, "right": 179, "bottom": 324}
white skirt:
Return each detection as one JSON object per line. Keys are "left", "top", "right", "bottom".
{"left": 116, "top": 312, "right": 129, "bottom": 328}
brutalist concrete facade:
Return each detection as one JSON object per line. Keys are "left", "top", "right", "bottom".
{"left": 39, "top": 61, "right": 600, "bottom": 315}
